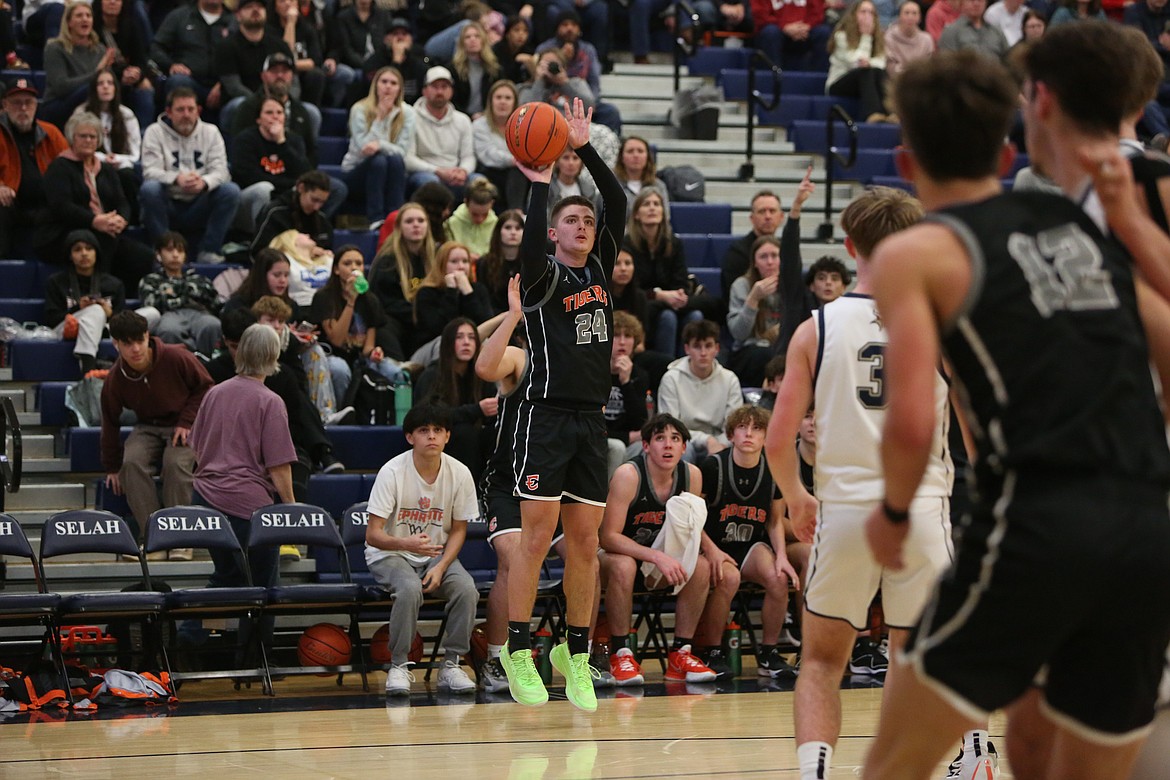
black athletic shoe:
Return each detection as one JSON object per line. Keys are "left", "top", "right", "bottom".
{"left": 757, "top": 646, "right": 798, "bottom": 679}
{"left": 700, "top": 647, "right": 735, "bottom": 680}
{"left": 318, "top": 451, "right": 345, "bottom": 473}
{"left": 848, "top": 637, "right": 888, "bottom": 676}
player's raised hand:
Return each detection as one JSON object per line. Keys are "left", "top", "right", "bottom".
{"left": 506, "top": 274, "right": 522, "bottom": 316}
{"left": 564, "top": 97, "right": 593, "bottom": 150}
{"left": 515, "top": 158, "right": 554, "bottom": 183}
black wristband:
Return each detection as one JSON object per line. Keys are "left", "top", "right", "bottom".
{"left": 882, "top": 500, "right": 910, "bottom": 524}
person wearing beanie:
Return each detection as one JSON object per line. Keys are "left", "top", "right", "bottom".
{"left": 44, "top": 228, "right": 126, "bottom": 375}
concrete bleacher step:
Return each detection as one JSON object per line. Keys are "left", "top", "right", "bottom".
{"left": 624, "top": 122, "right": 783, "bottom": 144}
{"left": 599, "top": 72, "right": 707, "bottom": 97}
{"left": 3, "top": 481, "right": 86, "bottom": 511}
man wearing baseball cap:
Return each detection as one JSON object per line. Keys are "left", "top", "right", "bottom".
{"left": 0, "top": 76, "right": 68, "bottom": 258}
{"left": 362, "top": 17, "right": 429, "bottom": 106}
{"left": 405, "top": 65, "right": 481, "bottom": 201}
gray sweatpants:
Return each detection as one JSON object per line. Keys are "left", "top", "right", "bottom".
{"left": 366, "top": 554, "right": 477, "bottom": 666}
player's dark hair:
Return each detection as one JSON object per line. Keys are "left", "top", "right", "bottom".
{"left": 550, "top": 194, "right": 596, "bottom": 223}
{"left": 804, "top": 256, "right": 852, "bottom": 287}
{"left": 403, "top": 403, "right": 452, "bottom": 434}
{"left": 109, "top": 310, "right": 149, "bottom": 342}
{"left": 895, "top": 51, "right": 1017, "bottom": 181}
{"left": 725, "top": 404, "right": 771, "bottom": 439}
{"left": 1025, "top": 21, "right": 1134, "bottom": 136}
{"left": 641, "top": 413, "right": 691, "bottom": 443}
{"left": 682, "top": 318, "right": 720, "bottom": 345}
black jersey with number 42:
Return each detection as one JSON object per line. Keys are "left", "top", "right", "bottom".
{"left": 931, "top": 190, "right": 1170, "bottom": 484}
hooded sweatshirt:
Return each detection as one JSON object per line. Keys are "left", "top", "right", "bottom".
{"left": 444, "top": 202, "right": 498, "bottom": 257}
{"left": 405, "top": 97, "right": 476, "bottom": 174}
{"left": 657, "top": 355, "right": 744, "bottom": 449}
{"left": 141, "top": 114, "right": 232, "bottom": 201}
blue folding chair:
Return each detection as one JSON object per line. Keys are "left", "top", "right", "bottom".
{"left": 143, "top": 506, "right": 272, "bottom": 694}
{"left": 0, "top": 514, "right": 68, "bottom": 692}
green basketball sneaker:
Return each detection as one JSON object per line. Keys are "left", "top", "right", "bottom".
{"left": 550, "top": 642, "right": 598, "bottom": 712}
{"left": 499, "top": 640, "right": 548, "bottom": 706}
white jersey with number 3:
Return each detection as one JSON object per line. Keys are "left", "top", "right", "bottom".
{"left": 813, "top": 293, "right": 953, "bottom": 503}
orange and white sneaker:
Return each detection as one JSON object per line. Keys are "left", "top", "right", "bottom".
{"left": 666, "top": 644, "right": 717, "bottom": 682}
{"left": 610, "top": 648, "right": 645, "bottom": 686}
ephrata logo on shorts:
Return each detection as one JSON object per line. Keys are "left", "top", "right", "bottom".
{"left": 488, "top": 516, "right": 498, "bottom": 532}
{"left": 418, "top": 497, "right": 431, "bottom": 511}
{"left": 525, "top": 475, "right": 539, "bottom": 491}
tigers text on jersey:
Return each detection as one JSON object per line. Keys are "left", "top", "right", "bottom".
{"left": 703, "top": 449, "right": 775, "bottom": 562}
{"left": 931, "top": 191, "right": 1170, "bottom": 484}
{"left": 620, "top": 452, "right": 691, "bottom": 548}
{"left": 813, "top": 292, "right": 953, "bottom": 502}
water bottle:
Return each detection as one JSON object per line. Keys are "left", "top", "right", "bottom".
{"left": 627, "top": 630, "right": 640, "bottom": 663}
{"left": 352, "top": 270, "right": 369, "bottom": 295}
{"left": 724, "top": 622, "right": 742, "bottom": 677}
{"left": 534, "top": 629, "right": 553, "bottom": 684}
{"left": 645, "top": 390, "right": 655, "bottom": 418}
{"left": 393, "top": 374, "right": 412, "bottom": 424}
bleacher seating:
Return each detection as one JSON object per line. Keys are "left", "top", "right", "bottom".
{"left": 8, "top": 339, "right": 116, "bottom": 381}
{"left": 671, "top": 202, "right": 732, "bottom": 234}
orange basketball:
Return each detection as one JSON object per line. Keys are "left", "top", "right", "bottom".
{"left": 506, "top": 102, "right": 570, "bottom": 169}
{"left": 370, "top": 624, "right": 424, "bottom": 665}
{"left": 297, "top": 623, "right": 351, "bottom": 667}
{"left": 465, "top": 622, "right": 488, "bottom": 668}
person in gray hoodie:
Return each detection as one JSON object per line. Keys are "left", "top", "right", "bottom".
{"left": 405, "top": 65, "right": 481, "bottom": 203}
{"left": 657, "top": 318, "right": 745, "bottom": 463}
{"left": 140, "top": 87, "right": 241, "bottom": 264}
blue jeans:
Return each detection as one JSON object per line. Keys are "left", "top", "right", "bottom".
{"left": 343, "top": 154, "right": 406, "bottom": 223}
{"left": 654, "top": 307, "right": 703, "bottom": 355}
{"left": 755, "top": 23, "right": 831, "bottom": 71}
{"left": 406, "top": 170, "right": 486, "bottom": 204}
{"left": 140, "top": 180, "right": 242, "bottom": 255}
{"left": 628, "top": 0, "right": 716, "bottom": 56}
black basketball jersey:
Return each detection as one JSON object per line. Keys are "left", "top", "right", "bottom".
{"left": 621, "top": 452, "right": 691, "bottom": 548}
{"left": 931, "top": 190, "right": 1170, "bottom": 484}
{"left": 702, "top": 449, "right": 776, "bottom": 561}
{"left": 518, "top": 255, "right": 614, "bottom": 407}
{"left": 481, "top": 358, "right": 533, "bottom": 496}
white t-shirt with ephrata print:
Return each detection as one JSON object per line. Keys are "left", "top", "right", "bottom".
{"left": 365, "top": 450, "right": 479, "bottom": 567}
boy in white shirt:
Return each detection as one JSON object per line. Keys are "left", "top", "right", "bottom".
{"left": 365, "top": 403, "right": 481, "bottom": 697}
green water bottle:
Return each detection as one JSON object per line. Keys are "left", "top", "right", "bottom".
{"left": 534, "top": 629, "right": 553, "bottom": 684}
{"left": 627, "top": 630, "right": 640, "bottom": 663}
{"left": 724, "top": 622, "right": 742, "bottom": 677}
{"left": 352, "top": 270, "right": 369, "bottom": 295}
{"left": 393, "top": 375, "right": 412, "bottom": 424}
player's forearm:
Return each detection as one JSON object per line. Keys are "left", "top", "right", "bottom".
{"left": 879, "top": 415, "right": 931, "bottom": 510}
{"left": 520, "top": 182, "right": 550, "bottom": 283}
{"left": 476, "top": 313, "right": 521, "bottom": 381}
{"left": 268, "top": 463, "right": 296, "bottom": 504}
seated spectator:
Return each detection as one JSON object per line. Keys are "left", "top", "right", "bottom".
{"left": 150, "top": 0, "right": 232, "bottom": 107}
{"left": 614, "top": 135, "right": 669, "bottom": 220}
{"left": 938, "top": 0, "right": 1009, "bottom": 59}
{"left": 610, "top": 246, "right": 649, "bottom": 336}
{"left": 366, "top": 403, "right": 480, "bottom": 697}
{"left": 720, "top": 188, "right": 797, "bottom": 312}
{"left": 227, "top": 53, "right": 325, "bottom": 178}
{"left": 624, "top": 189, "right": 716, "bottom": 355}
{"left": 341, "top": 66, "right": 415, "bottom": 228}
{"left": 329, "top": 0, "right": 386, "bottom": 108}
{"left": 1, "top": 5, "right": 27, "bottom": 70}
{"left": 884, "top": 0, "right": 935, "bottom": 78}
{"left": 776, "top": 255, "right": 851, "bottom": 354}
{"left": 137, "top": 231, "right": 223, "bottom": 356}
{"left": 473, "top": 80, "right": 528, "bottom": 212}
{"left": 1017, "top": 9, "right": 1047, "bottom": 48}
{"left": 444, "top": 178, "right": 498, "bottom": 258}
{"left": 825, "top": 0, "right": 891, "bottom": 124}
{"left": 73, "top": 69, "right": 141, "bottom": 223}
{"left": 475, "top": 207, "right": 524, "bottom": 313}
{"left": 695, "top": 404, "right": 808, "bottom": 680}
{"left": 0, "top": 76, "right": 69, "bottom": 259}
{"left": 658, "top": 319, "right": 744, "bottom": 462}
{"left": 925, "top": 0, "right": 961, "bottom": 43}
{"left": 1048, "top": 0, "right": 1107, "bottom": 26}
{"left": 42, "top": 2, "right": 120, "bottom": 127}
{"left": 253, "top": 169, "right": 335, "bottom": 256}
{"left": 422, "top": 0, "right": 508, "bottom": 62}
{"left": 598, "top": 413, "right": 718, "bottom": 685}
{"left": 983, "top": 0, "right": 1028, "bottom": 46}
{"left": 375, "top": 180, "right": 454, "bottom": 251}
{"left": 370, "top": 202, "right": 438, "bottom": 359}
{"left": 416, "top": 0, "right": 464, "bottom": 44}
{"left": 406, "top": 66, "right": 481, "bottom": 202}
{"left": 216, "top": 0, "right": 294, "bottom": 110}
{"left": 311, "top": 244, "right": 409, "bottom": 405}
{"left": 628, "top": 0, "right": 715, "bottom": 65}
{"left": 231, "top": 96, "right": 311, "bottom": 227}
{"left": 34, "top": 111, "right": 154, "bottom": 291}
{"left": 22, "top": 0, "right": 66, "bottom": 49}
{"left": 46, "top": 229, "right": 126, "bottom": 374}
{"left": 140, "top": 88, "right": 241, "bottom": 264}
{"left": 223, "top": 246, "right": 302, "bottom": 321}
{"left": 755, "top": 354, "right": 785, "bottom": 411}
{"left": 493, "top": 15, "right": 536, "bottom": 85}
{"left": 751, "top": 0, "right": 831, "bottom": 72}
{"left": 547, "top": 145, "right": 603, "bottom": 226}
{"left": 364, "top": 17, "right": 429, "bottom": 107}
{"left": 605, "top": 310, "right": 650, "bottom": 476}
{"left": 413, "top": 318, "right": 496, "bottom": 474}
{"left": 269, "top": 0, "right": 338, "bottom": 108}
{"left": 269, "top": 228, "right": 332, "bottom": 307}
{"left": 251, "top": 293, "right": 342, "bottom": 423}
{"left": 517, "top": 49, "right": 595, "bottom": 116}
{"left": 413, "top": 241, "right": 493, "bottom": 348}
{"left": 449, "top": 21, "right": 501, "bottom": 118}
{"left": 92, "top": 0, "right": 155, "bottom": 128}
{"left": 727, "top": 236, "right": 782, "bottom": 387}
{"left": 539, "top": 8, "right": 605, "bottom": 92}
{"left": 101, "top": 309, "right": 213, "bottom": 556}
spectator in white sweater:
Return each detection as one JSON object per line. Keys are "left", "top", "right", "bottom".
{"left": 825, "top": 0, "right": 891, "bottom": 124}
{"left": 341, "top": 66, "right": 416, "bottom": 225}
{"left": 657, "top": 319, "right": 744, "bottom": 463}
{"left": 471, "top": 79, "right": 527, "bottom": 211}
{"left": 404, "top": 65, "right": 481, "bottom": 202}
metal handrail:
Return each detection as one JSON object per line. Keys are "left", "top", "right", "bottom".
{"left": 0, "top": 397, "right": 22, "bottom": 511}
{"left": 816, "top": 104, "right": 858, "bottom": 241}
{"left": 672, "top": 0, "right": 702, "bottom": 94}
{"left": 738, "top": 50, "right": 782, "bottom": 182}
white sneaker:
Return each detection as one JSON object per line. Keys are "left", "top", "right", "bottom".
{"left": 437, "top": 659, "right": 476, "bottom": 694}
{"left": 325, "top": 406, "right": 355, "bottom": 425}
{"left": 385, "top": 662, "right": 415, "bottom": 696}
{"left": 942, "top": 741, "right": 999, "bottom": 780}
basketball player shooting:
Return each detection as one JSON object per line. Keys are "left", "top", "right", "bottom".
{"left": 497, "top": 98, "right": 627, "bottom": 712}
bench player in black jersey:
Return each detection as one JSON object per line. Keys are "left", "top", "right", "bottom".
{"left": 860, "top": 50, "right": 1170, "bottom": 780}
{"left": 496, "top": 98, "right": 627, "bottom": 712}
{"left": 696, "top": 404, "right": 806, "bottom": 681}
